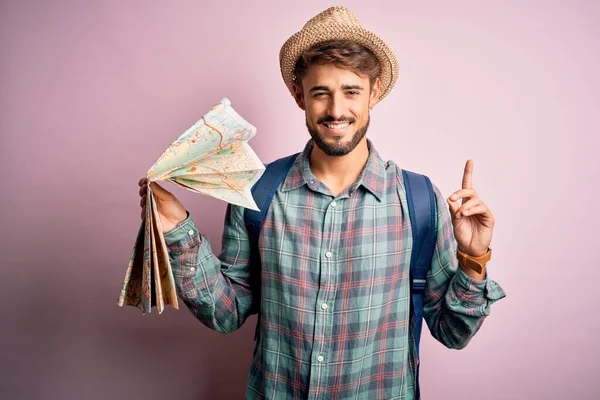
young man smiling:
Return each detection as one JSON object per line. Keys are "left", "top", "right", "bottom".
{"left": 138, "top": 6, "right": 505, "bottom": 399}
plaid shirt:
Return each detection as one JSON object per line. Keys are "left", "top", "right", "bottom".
{"left": 164, "top": 139, "right": 505, "bottom": 399}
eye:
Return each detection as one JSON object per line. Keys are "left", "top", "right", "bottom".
{"left": 347, "top": 91, "right": 360, "bottom": 96}
{"left": 313, "top": 92, "right": 328, "bottom": 98}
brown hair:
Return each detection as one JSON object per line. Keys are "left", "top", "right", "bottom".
{"left": 293, "top": 40, "right": 381, "bottom": 90}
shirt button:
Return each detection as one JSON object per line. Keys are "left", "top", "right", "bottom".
{"left": 330, "top": 201, "right": 337, "bottom": 208}
{"left": 188, "top": 229, "right": 194, "bottom": 236}
{"left": 325, "top": 251, "right": 332, "bottom": 258}
{"left": 317, "top": 355, "right": 324, "bottom": 362}
{"left": 321, "top": 303, "right": 328, "bottom": 310}
{"left": 189, "top": 266, "right": 196, "bottom": 272}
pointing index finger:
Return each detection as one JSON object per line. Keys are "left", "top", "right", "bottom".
{"left": 462, "top": 159, "right": 473, "bottom": 189}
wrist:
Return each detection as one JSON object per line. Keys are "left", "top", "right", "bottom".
{"left": 163, "top": 211, "right": 190, "bottom": 234}
{"left": 457, "top": 246, "right": 488, "bottom": 258}
{"left": 457, "top": 247, "right": 492, "bottom": 274}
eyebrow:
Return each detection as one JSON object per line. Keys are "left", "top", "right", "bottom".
{"left": 308, "top": 84, "right": 365, "bottom": 93}
{"left": 341, "top": 85, "right": 364, "bottom": 91}
{"left": 309, "top": 86, "right": 330, "bottom": 93}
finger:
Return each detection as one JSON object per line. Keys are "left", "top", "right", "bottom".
{"left": 449, "top": 188, "right": 477, "bottom": 202}
{"left": 150, "top": 181, "right": 174, "bottom": 200}
{"left": 446, "top": 196, "right": 462, "bottom": 220}
{"left": 461, "top": 204, "right": 492, "bottom": 219}
{"left": 462, "top": 160, "right": 473, "bottom": 189}
{"left": 459, "top": 197, "right": 482, "bottom": 215}
{"left": 446, "top": 195, "right": 459, "bottom": 213}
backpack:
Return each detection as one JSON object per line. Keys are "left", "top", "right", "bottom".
{"left": 244, "top": 153, "right": 437, "bottom": 396}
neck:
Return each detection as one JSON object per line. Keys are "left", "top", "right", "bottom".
{"left": 309, "top": 138, "right": 370, "bottom": 196}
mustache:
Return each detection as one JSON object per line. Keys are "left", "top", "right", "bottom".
{"left": 317, "top": 116, "right": 355, "bottom": 124}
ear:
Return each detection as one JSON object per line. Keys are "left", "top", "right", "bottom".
{"left": 292, "top": 82, "right": 306, "bottom": 111}
{"left": 369, "top": 77, "right": 382, "bottom": 109}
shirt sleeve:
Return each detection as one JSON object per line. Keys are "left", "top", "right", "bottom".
{"left": 163, "top": 204, "right": 256, "bottom": 334}
{"left": 423, "top": 184, "right": 506, "bottom": 349}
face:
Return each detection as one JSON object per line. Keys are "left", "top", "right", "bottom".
{"left": 293, "top": 64, "right": 381, "bottom": 157}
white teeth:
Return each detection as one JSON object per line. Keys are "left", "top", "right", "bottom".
{"left": 324, "top": 123, "right": 349, "bottom": 129}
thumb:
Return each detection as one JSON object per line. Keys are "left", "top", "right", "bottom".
{"left": 149, "top": 181, "right": 174, "bottom": 200}
{"left": 446, "top": 196, "right": 461, "bottom": 220}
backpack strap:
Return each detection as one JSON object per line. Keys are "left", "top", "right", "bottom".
{"left": 401, "top": 169, "right": 437, "bottom": 399}
{"left": 244, "top": 153, "right": 300, "bottom": 340}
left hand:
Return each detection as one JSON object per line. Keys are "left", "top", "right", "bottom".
{"left": 446, "top": 160, "right": 495, "bottom": 257}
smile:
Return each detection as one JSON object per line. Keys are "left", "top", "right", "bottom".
{"left": 321, "top": 122, "right": 351, "bottom": 131}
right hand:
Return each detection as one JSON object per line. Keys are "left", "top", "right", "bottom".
{"left": 138, "top": 178, "right": 188, "bottom": 233}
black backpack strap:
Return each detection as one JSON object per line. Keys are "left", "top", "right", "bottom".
{"left": 401, "top": 169, "right": 437, "bottom": 399}
{"left": 244, "top": 153, "right": 300, "bottom": 340}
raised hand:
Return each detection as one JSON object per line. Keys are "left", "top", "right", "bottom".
{"left": 138, "top": 178, "right": 188, "bottom": 233}
{"left": 446, "top": 160, "right": 495, "bottom": 257}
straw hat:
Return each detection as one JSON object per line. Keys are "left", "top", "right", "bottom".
{"left": 279, "top": 6, "right": 399, "bottom": 103}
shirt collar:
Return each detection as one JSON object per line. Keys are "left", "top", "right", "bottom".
{"left": 280, "top": 138, "right": 386, "bottom": 201}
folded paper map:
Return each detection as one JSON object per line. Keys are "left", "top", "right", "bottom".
{"left": 117, "top": 98, "right": 266, "bottom": 314}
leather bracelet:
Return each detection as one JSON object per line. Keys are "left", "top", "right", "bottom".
{"left": 457, "top": 247, "right": 492, "bottom": 274}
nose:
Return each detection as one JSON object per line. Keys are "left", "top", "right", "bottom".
{"left": 327, "top": 93, "right": 344, "bottom": 120}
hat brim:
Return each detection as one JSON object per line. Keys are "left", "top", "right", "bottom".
{"left": 279, "top": 25, "right": 399, "bottom": 103}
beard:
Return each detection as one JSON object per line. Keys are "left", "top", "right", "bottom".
{"left": 306, "top": 114, "right": 370, "bottom": 157}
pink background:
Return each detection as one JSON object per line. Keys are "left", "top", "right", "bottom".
{"left": 1, "top": 1, "right": 598, "bottom": 399}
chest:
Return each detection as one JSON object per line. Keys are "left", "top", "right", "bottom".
{"left": 259, "top": 187, "right": 412, "bottom": 286}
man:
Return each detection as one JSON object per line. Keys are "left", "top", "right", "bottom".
{"left": 138, "top": 6, "right": 505, "bottom": 399}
